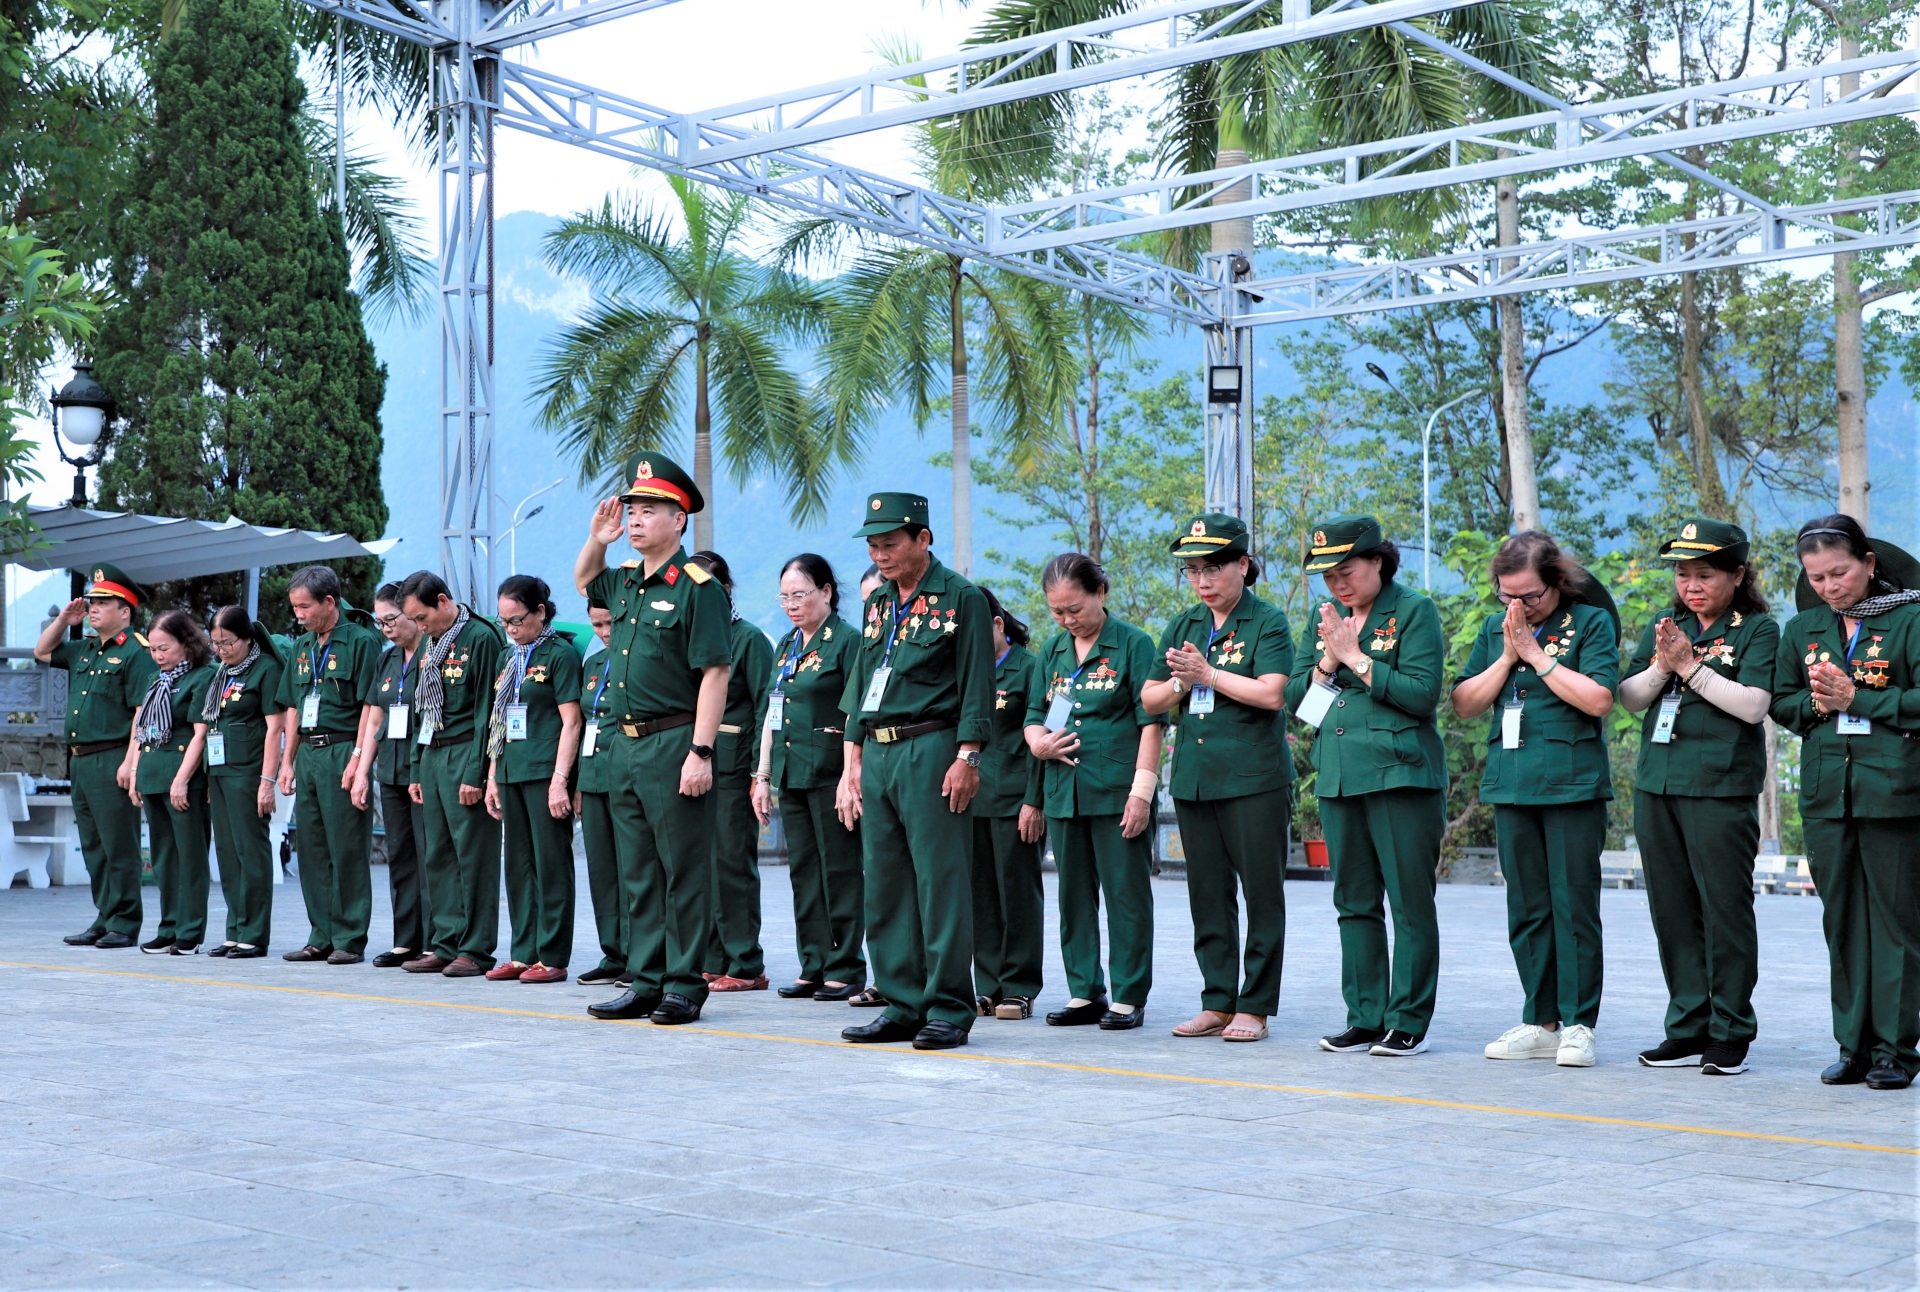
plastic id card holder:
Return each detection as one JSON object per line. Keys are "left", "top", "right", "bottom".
{"left": 1651, "top": 694, "right": 1681, "bottom": 744}
{"left": 206, "top": 731, "right": 226, "bottom": 767}
{"left": 300, "top": 692, "right": 320, "bottom": 729}
{"left": 505, "top": 704, "right": 529, "bottom": 741}
{"left": 1838, "top": 712, "right": 1872, "bottom": 736}
{"left": 766, "top": 692, "right": 786, "bottom": 730}
{"left": 1187, "top": 683, "right": 1215, "bottom": 715}
{"left": 1502, "top": 699, "right": 1524, "bottom": 750}
{"left": 387, "top": 704, "right": 409, "bottom": 740}
{"left": 581, "top": 720, "right": 599, "bottom": 758}
{"left": 1045, "top": 691, "right": 1073, "bottom": 732}
{"left": 416, "top": 720, "right": 435, "bottom": 747}
{"left": 1295, "top": 679, "right": 1337, "bottom": 729}
{"left": 861, "top": 666, "right": 891, "bottom": 713}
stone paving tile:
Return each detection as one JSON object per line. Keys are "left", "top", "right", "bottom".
{"left": 703, "top": 1233, "right": 939, "bottom": 1286}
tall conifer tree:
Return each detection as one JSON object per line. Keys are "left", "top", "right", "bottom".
{"left": 96, "top": 0, "right": 387, "bottom": 619}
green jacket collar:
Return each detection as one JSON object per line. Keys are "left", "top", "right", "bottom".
{"left": 885, "top": 555, "right": 956, "bottom": 605}
{"left": 782, "top": 613, "right": 849, "bottom": 651}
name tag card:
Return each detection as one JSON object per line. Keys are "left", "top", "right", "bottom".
{"left": 861, "top": 666, "right": 891, "bottom": 713}
{"left": 1045, "top": 691, "right": 1073, "bottom": 732}
{"left": 206, "top": 731, "right": 227, "bottom": 767}
{"left": 1651, "top": 694, "right": 1681, "bottom": 744}
{"left": 1187, "top": 683, "right": 1215, "bottom": 715}
{"left": 505, "top": 704, "right": 528, "bottom": 741}
{"left": 1295, "top": 679, "right": 1336, "bottom": 729}
{"left": 1838, "top": 712, "right": 1872, "bottom": 736}
{"left": 417, "top": 721, "right": 435, "bottom": 747}
{"left": 582, "top": 720, "right": 599, "bottom": 758}
{"left": 300, "top": 693, "right": 320, "bottom": 729}
{"left": 766, "top": 692, "right": 786, "bottom": 730}
{"left": 387, "top": 704, "right": 409, "bottom": 740}
{"left": 1502, "top": 699, "right": 1524, "bottom": 750}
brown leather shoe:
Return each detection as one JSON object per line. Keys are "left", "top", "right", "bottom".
{"left": 710, "top": 974, "right": 769, "bottom": 992}
{"left": 402, "top": 954, "right": 450, "bottom": 973}
{"left": 519, "top": 964, "right": 567, "bottom": 983}
{"left": 282, "top": 945, "right": 328, "bottom": 963}
{"left": 484, "top": 961, "right": 527, "bottom": 981}
{"left": 442, "top": 955, "right": 484, "bottom": 978}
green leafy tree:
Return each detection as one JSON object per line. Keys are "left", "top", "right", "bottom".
{"left": 94, "top": 0, "right": 387, "bottom": 624}
{"left": 0, "top": 224, "right": 98, "bottom": 553}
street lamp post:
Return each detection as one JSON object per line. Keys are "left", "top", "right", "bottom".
{"left": 1365, "top": 363, "right": 1479, "bottom": 592}
{"left": 495, "top": 479, "right": 566, "bottom": 576}
{"left": 49, "top": 363, "right": 116, "bottom": 630}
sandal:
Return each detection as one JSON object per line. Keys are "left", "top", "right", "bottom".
{"left": 1222, "top": 1015, "right": 1269, "bottom": 1043}
{"left": 1172, "top": 1010, "right": 1231, "bottom": 1038}
{"left": 848, "top": 987, "right": 887, "bottom": 1008}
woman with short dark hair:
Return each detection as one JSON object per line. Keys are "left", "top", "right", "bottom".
{"left": 969, "top": 586, "right": 1046, "bottom": 1020}
{"left": 199, "top": 607, "right": 287, "bottom": 959}
{"left": 130, "top": 609, "right": 219, "bottom": 954}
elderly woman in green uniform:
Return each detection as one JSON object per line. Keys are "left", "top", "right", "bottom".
{"left": 199, "top": 607, "right": 287, "bottom": 959}
{"left": 573, "top": 598, "right": 631, "bottom": 986}
{"left": 1773, "top": 514, "right": 1920, "bottom": 1091}
{"left": 129, "top": 610, "right": 218, "bottom": 954}
{"left": 1453, "top": 532, "right": 1619, "bottom": 1069}
{"left": 1285, "top": 516, "right": 1447, "bottom": 1058}
{"left": 753, "top": 554, "right": 866, "bottom": 1001}
{"left": 970, "top": 587, "right": 1046, "bottom": 1021}
{"left": 1619, "top": 519, "right": 1779, "bottom": 1077}
{"left": 1027, "top": 553, "right": 1163, "bottom": 1031}
{"left": 691, "top": 550, "right": 775, "bottom": 993}
{"left": 483, "top": 575, "right": 584, "bottom": 983}
{"left": 1143, "top": 514, "right": 1295, "bottom": 1043}
{"left": 369, "top": 584, "right": 428, "bottom": 967}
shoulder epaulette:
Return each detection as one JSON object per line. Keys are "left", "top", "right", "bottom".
{"left": 683, "top": 563, "right": 712, "bottom": 584}
{"left": 133, "top": 633, "right": 149, "bottom": 647}
{"left": 620, "top": 559, "right": 641, "bottom": 569}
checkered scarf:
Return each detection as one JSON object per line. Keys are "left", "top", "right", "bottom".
{"left": 487, "top": 628, "right": 556, "bottom": 759}
{"left": 200, "top": 643, "right": 261, "bottom": 724}
{"left": 1840, "top": 589, "right": 1920, "bottom": 619}
{"left": 414, "top": 605, "right": 471, "bottom": 732}
{"left": 136, "top": 662, "right": 193, "bottom": 747}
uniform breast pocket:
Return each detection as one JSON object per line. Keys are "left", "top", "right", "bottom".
{"left": 1543, "top": 730, "right": 1603, "bottom": 786}
{"left": 1366, "top": 707, "right": 1423, "bottom": 767}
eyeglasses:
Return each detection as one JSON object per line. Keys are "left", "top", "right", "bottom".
{"left": 373, "top": 613, "right": 404, "bottom": 628}
{"left": 500, "top": 611, "right": 540, "bottom": 629}
{"left": 1494, "top": 589, "right": 1550, "bottom": 606}
{"left": 776, "top": 589, "right": 821, "bottom": 605}
{"left": 1182, "top": 563, "right": 1230, "bottom": 583}
{"left": 209, "top": 637, "right": 241, "bottom": 651}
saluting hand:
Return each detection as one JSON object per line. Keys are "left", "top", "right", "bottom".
{"left": 58, "top": 597, "right": 87, "bottom": 627}
{"left": 590, "top": 498, "right": 625, "bottom": 546}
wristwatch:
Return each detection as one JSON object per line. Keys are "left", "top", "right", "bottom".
{"left": 959, "top": 750, "right": 982, "bottom": 769}
{"left": 689, "top": 743, "right": 714, "bottom": 761}
{"left": 1352, "top": 658, "right": 1372, "bottom": 679}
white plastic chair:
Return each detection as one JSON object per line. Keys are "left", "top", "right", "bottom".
{"left": 0, "top": 772, "right": 58, "bottom": 889}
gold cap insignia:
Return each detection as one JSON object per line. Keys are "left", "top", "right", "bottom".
{"left": 92, "top": 569, "right": 103, "bottom": 581}
{"left": 1313, "top": 531, "right": 1327, "bottom": 546}
{"left": 1190, "top": 520, "right": 1206, "bottom": 537}
{"left": 635, "top": 460, "right": 653, "bottom": 481}
{"left": 1681, "top": 523, "right": 1697, "bottom": 540}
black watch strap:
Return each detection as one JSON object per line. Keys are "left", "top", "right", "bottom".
{"left": 690, "top": 742, "right": 715, "bottom": 760}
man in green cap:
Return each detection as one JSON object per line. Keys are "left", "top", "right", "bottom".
{"left": 38, "top": 563, "right": 160, "bottom": 948}
{"left": 836, "top": 491, "right": 995, "bottom": 1050}
{"left": 574, "top": 451, "right": 732, "bottom": 1025}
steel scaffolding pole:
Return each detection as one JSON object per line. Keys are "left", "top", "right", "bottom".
{"left": 1202, "top": 256, "right": 1256, "bottom": 531}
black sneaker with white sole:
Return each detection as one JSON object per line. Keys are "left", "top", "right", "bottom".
{"left": 1700, "top": 1040, "right": 1749, "bottom": 1075}
{"left": 139, "top": 935, "right": 174, "bottom": 954}
{"left": 1369, "top": 1030, "right": 1428, "bottom": 1057}
{"left": 1637, "top": 1037, "right": 1707, "bottom": 1067}
{"left": 1319, "top": 1026, "right": 1385, "bottom": 1053}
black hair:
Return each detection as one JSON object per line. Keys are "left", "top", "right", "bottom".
{"left": 1491, "top": 531, "right": 1585, "bottom": 599}
{"left": 372, "top": 581, "right": 405, "bottom": 608}
{"left": 209, "top": 605, "right": 261, "bottom": 644}
{"left": 687, "top": 550, "right": 733, "bottom": 591}
{"left": 150, "top": 608, "right": 215, "bottom": 669}
{"left": 288, "top": 565, "right": 342, "bottom": 604}
{"left": 1041, "top": 552, "right": 1109, "bottom": 597}
{"left": 1796, "top": 513, "right": 1900, "bottom": 593}
{"left": 497, "top": 574, "right": 558, "bottom": 623}
{"left": 1667, "top": 549, "right": 1769, "bottom": 618}
{"left": 978, "top": 586, "right": 1029, "bottom": 648}
{"left": 587, "top": 595, "right": 609, "bottom": 612}
{"left": 398, "top": 570, "right": 453, "bottom": 609}
{"left": 1374, "top": 540, "right": 1400, "bottom": 584}
{"left": 781, "top": 553, "right": 840, "bottom": 613}
{"left": 861, "top": 563, "right": 881, "bottom": 583}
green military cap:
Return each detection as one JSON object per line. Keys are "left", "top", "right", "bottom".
{"left": 1169, "top": 512, "right": 1250, "bottom": 560}
{"left": 79, "top": 561, "right": 143, "bottom": 608}
{"left": 617, "top": 450, "right": 704, "bottom": 513}
{"left": 855, "top": 490, "right": 929, "bottom": 538}
{"left": 1659, "top": 517, "right": 1749, "bottom": 565}
{"left": 1302, "top": 514, "right": 1386, "bottom": 574}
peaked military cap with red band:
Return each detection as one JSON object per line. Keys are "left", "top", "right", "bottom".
{"left": 80, "top": 561, "right": 143, "bottom": 608}
{"left": 617, "top": 451, "right": 704, "bottom": 514}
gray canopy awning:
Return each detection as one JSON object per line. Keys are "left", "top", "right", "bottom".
{"left": 6, "top": 504, "right": 399, "bottom": 583}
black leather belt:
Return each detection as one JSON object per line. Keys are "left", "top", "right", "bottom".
{"left": 867, "top": 719, "right": 954, "bottom": 745}
{"left": 618, "top": 712, "right": 695, "bottom": 739}
{"left": 298, "top": 730, "right": 358, "bottom": 749}
{"left": 421, "top": 730, "right": 473, "bottom": 747}
{"left": 69, "top": 739, "right": 123, "bottom": 758}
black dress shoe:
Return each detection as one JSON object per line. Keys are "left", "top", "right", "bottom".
{"left": 577, "top": 965, "right": 624, "bottom": 985}
{"left": 777, "top": 980, "right": 819, "bottom": 998}
{"left": 63, "top": 929, "right": 103, "bottom": 946}
{"left": 1821, "top": 1054, "right": 1870, "bottom": 1085}
{"left": 227, "top": 944, "right": 266, "bottom": 959}
{"left": 1046, "top": 998, "right": 1108, "bottom": 1027}
{"left": 1099, "top": 1006, "right": 1143, "bottom": 1030}
{"left": 1865, "top": 1060, "right": 1913, "bottom": 1090}
{"left": 914, "top": 1020, "right": 968, "bottom": 1050}
{"left": 140, "top": 935, "right": 175, "bottom": 954}
{"left": 650, "top": 993, "right": 702, "bottom": 1025}
{"left": 587, "top": 990, "right": 661, "bottom": 1020}
{"left": 208, "top": 943, "right": 234, "bottom": 958}
{"left": 814, "top": 981, "right": 864, "bottom": 1002}
{"left": 94, "top": 932, "right": 134, "bottom": 949}
{"left": 370, "top": 950, "right": 411, "bottom": 968}
{"left": 842, "top": 1016, "right": 919, "bottom": 1044}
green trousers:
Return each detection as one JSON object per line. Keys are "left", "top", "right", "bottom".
{"left": 779, "top": 783, "right": 865, "bottom": 986}
{"left": 578, "top": 790, "right": 629, "bottom": 974}
{"left": 501, "top": 779, "right": 576, "bottom": 968}
{"left": 1495, "top": 800, "right": 1607, "bottom": 1029}
{"left": 1049, "top": 813, "right": 1153, "bottom": 1007}
{"left": 70, "top": 748, "right": 143, "bottom": 936}
{"left": 861, "top": 732, "right": 976, "bottom": 1031}
{"left": 606, "top": 725, "right": 713, "bottom": 1004}
{"left": 1174, "top": 789, "right": 1288, "bottom": 1016}
{"left": 292, "top": 741, "right": 373, "bottom": 956}
{"left": 209, "top": 774, "right": 273, "bottom": 947}
{"left": 1635, "top": 790, "right": 1760, "bottom": 1045}
{"left": 144, "top": 784, "right": 211, "bottom": 945}
{"left": 1320, "top": 787, "right": 1443, "bottom": 1037}
{"left": 971, "top": 814, "right": 1045, "bottom": 1003}
{"left": 378, "top": 780, "right": 429, "bottom": 954}
{"left": 705, "top": 767, "right": 766, "bottom": 978}
{"left": 417, "top": 741, "right": 500, "bottom": 967}
{"left": 1804, "top": 814, "right": 1920, "bottom": 1073}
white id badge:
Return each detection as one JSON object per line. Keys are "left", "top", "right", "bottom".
{"left": 206, "top": 731, "right": 227, "bottom": 766}
{"left": 1295, "top": 680, "right": 1337, "bottom": 729}
{"left": 1838, "top": 712, "right": 1873, "bottom": 736}
{"left": 1188, "top": 683, "right": 1215, "bottom": 715}
{"left": 386, "top": 704, "right": 409, "bottom": 740}
{"left": 861, "top": 666, "right": 891, "bottom": 713}
{"left": 766, "top": 692, "right": 786, "bottom": 730}
{"left": 1045, "top": 691, "right": 1073, "bottom": 732}
{"left": 1651, "top": 694, "right": 1682, "bottom": 744}
{"left": 300, "top": 693, "right": 320, "bottom": 729}
{"left": 582, "top": 720, "right": 599, "bottom": 758}
{"left": 416, "top": 720, "right": 435, "bottom": 747}
{"left": 1502, "top": 700, "right": 1524, "bottom": 750}
{"left": 505, "top": 704, "right": 529, "bottom": 741}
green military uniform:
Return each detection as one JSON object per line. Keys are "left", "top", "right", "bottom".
{"left": 52, "top": 565, "right": 159, "bottom": 939}
{"left": 706, "top": 615, "right": 774, "bottom": 980}
{"left": 842, "top": 493, "right": 996, "bottom": 1036}
{"left": 204, "top": 640, "right": 285, "bottom": 950}
{"left": 410, "top": 609, "right": 506, "bottom": 967}
{"left": 135, "top": 663, "right": 217, "bottom": 947}
{"left": 1629, "top": 519, "right": 1780, "bottom": 1052}
{"left": 1461, "top": 592, "right": 1619, "bottom": 1030}
{"left": 1150, "top": 515, "right": 1296, "bottom": 1019}
{"left": 576, "top": 640, "right": 631, "bottom": 978}
{"left": 496, "top": 633, "right": 583, "bottom": 969}
{"left": 587, "top": 453, "right": 734, "bottom": 1009}
{"left": 276, "top": 614, "right": 383, "bottom": 957}
{"left": 371, "top": 642, "right": 428, "bottom": 954}
{"left": 1286, "top": 517, "right": 1448, "bottom": 1040}
{"left": 971, "top": 643, "right": 1045, "bottom": 1008}
{"left": 1771, "top": 537, "right": 1920, "bottom": 1077}
{"left": 1028, "top": 615, "right": 1162, "bottom": 1011}
{"left": 768, "top": 613, "right": 864, "bottom": 989}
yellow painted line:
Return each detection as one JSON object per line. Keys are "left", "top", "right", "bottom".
{"left": 5, "top": 958, "right": 1915, "bottom": 1157}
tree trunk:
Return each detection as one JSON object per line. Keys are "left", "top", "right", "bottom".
{"left": 693, "top": 330, "right": 714, "bottom": 552}
{"left": 1496, "top": 168, "right": 1538, "bottom": 530}
{"left": 1210, "top": 147, "right": 1254, "bottom": 259}
{"left": 1679, "top": 270, "right": 1730, "bottom": 518}
{"left": 948, "top": 261, "right": 971, "bottom": 575}
{"left": 1834, "top": 31, "right": 1870, "bottom": 525}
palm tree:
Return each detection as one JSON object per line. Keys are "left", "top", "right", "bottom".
{"left": 535, "top": 176, "right": 837, "bottom": 550}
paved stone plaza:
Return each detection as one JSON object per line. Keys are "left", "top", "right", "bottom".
{"left": 1, "top": 862, "right": 1914, "bottom": 1290}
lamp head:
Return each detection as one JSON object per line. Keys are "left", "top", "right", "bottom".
{"left": 1365, "top": 362, "right": 1389, "bottom": 383}
{"left": 50, "top": 363, "right": 112, "bottom": 449}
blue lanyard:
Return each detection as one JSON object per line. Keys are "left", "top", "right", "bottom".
{"left": 394, "top": 650, "right": 409, "bottom": 705}
{"left": 1058, "top": 642, "right": 1098, "bottom": 694}
{"left": 995, "top": 647, "right": 1010, "bottom": 668}
{"left": 588, "top": 658, "right": 611, "bottom": 717}
{"left": 1839, "top": 615, "right": 1864, "bottom": 663}
{"left": 877, "top": 595, "right": 913, "bottom": 671}
{"left": 309, "top": 640, "right": 332, "bottom": 694}
{"left": 777, "top": 631, "right": 809, "bottom": 688}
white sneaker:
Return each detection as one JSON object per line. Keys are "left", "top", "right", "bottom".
{"left": 1484, "top": 1023, "right": 1561, "bottom": 1060}
{"left": 1556, "top": 1024, "right": 1596, "bottom": 1067}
